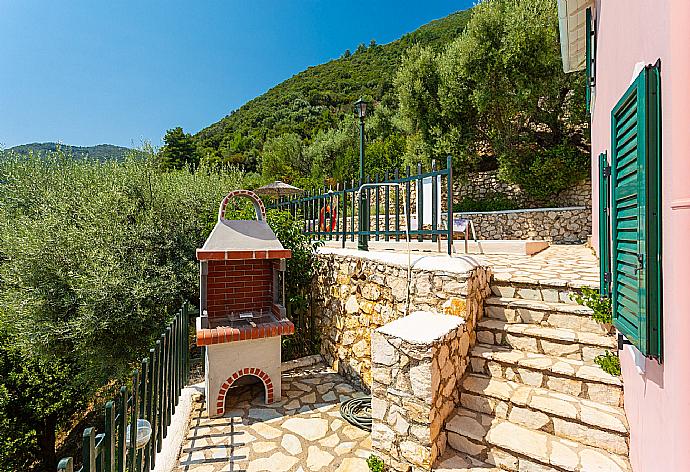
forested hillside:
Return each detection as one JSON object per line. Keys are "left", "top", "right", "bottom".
{"left": 192, "top": 10, "right": 474, "bottom": 172}
{"left": 164, "top": 0, "right": 588, "bottom": 200}
{"left": 8, "top": 142, "right": 134, "bottom": 161}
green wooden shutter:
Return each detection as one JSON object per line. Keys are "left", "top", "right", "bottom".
{"left": 646, "top": 63, "right": 663, "bottom": 359}
{"left": 586, "top": 8, "right": 594, "bottom": 111}
{"left": 610, "top": 63, "right": 662, "bottom": 359}
{"left": 598, "top": 152, "right": 611, "bottom": 297}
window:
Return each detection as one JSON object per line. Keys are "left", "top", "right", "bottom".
{"left": 603, "top": 62, "right": 662, "bottom": 359}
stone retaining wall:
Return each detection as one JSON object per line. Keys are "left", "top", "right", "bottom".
{"left": 405, "top": 170, "right": 591, "bottom": 210}
{"left": 453, "top": 171, "right": 591, "bottom": 209}
{"left": 457, "top": 207, "right": 591, "bottom": 244}
{"left": 312, "top": 251, "right": 492, "bottom": 391}
{"left": 371, "top": 312, "right": 471, "bottom": 471}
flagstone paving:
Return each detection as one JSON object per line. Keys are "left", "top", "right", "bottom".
{"left": 175, "top": 363, "right": 372, "bottom": 472}
{"left": 474, "top": 244, "right": 600, "bottom": 288}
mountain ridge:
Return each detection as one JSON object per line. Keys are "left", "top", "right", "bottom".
{"left": 6, "top": 142, "right": 135, "bottom": 161}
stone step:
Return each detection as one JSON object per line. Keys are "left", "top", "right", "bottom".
{"left": 434, "top": 450, "right": 500, "bottom": 471}
{"left": 445, "top": 408, "right": 631, "bottom": 472}
{"left": 484, "top": 297, "right": 609, "bottom": 335}
{"left": 476, "top": 319, "right": 616, "bottom": 362}
{"left": 459, "top": 374, "right": 628, "bottom": 455}
{"left": 489, "top": 279, "right": 596, "bottom": 306}
{"left": 469, "top": 344, "right": 623, "bottom": 407}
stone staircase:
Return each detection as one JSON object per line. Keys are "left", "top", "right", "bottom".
{"left": 440, "top": 280, "right": 630, "bottom": 472}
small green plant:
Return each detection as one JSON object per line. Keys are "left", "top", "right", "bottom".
{"left": 571, "top": 287, "right": 612, "bottom": 324}
{"left": 367, "top": 454, "right": 386, "bottom": 472}
{"left": 595, "top": 351, "right": 621, "bottom": 376}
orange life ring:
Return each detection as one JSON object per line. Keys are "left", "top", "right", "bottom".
{"left": 319, "top": 204, "right": 337, "bottom": 232}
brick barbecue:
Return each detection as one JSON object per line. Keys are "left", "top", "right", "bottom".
{"left": 195, "top": 190, "right": 293, "bottom": 417}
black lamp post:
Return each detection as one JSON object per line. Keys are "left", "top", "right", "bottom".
{"left": 354, "top": 98, "right": 369, "bottom": 251}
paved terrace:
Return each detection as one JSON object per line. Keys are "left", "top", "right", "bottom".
{"left": 477, "top": 244, "right": 599, "bottom": 288}
{"left": 176, "top": 363, "right": 372, "bottom": 472}
{"left": 320, "top": 243, "right": 599, "bottom": 289}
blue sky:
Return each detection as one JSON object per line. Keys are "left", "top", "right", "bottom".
{"left": 0, "top": 1, "right": 473, "bottom": 149}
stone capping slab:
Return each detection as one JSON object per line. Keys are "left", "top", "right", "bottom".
{"left": 196, "top": 248, "right": 291, "bottom": 260}
{"left": 196, "top": 318, "right": 294, "bottom": 346}
{"left": 317, "top": 247, "right": 484, "bottom": 275}
{"left": 455, "top": 205, "right": 587, "bottom": 216}
{"left": 280, "top": 354, "right": 323, "bottom": 372}
{"left": 377, "top": 311, "right": 465, "bottom": 345}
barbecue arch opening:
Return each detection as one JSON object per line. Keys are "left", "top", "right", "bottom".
{"left": 215, "top": 367, "right": 274, "bottom": 416}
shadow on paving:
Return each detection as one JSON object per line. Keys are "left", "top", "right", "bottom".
{"left": 175, "top": 363, "right": 372, "bottom": 472}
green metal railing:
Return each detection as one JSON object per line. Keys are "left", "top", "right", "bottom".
{"left": 272, "top": 156, "right": 454, "bottom": 254}
{"left": 57, "top": 303, "right": 194, "bottom": 472}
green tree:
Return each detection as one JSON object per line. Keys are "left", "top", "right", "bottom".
{"left": 305, "top": 119, "right": 358, "bottom": 184}
{"left": 159, "top": 127, "right": 200, "bottom": 170}
{"left": 260, "top": 133, "right": 305, "bottom": 183}
{"left": 394, "top": 44, "right": 442, "bottom": 164}
{"left": 451, "top": 0, "right": 589, "bottom": 197}
{"left": 394, "top": 0, "right": 588, "bottom": 196}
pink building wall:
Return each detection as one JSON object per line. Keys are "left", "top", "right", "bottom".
{"left": 590, "top": 1, "right": 690, "bottom": 470}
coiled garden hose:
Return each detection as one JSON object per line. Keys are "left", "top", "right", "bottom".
{"left": 340, "top": 396, "right": 372, "bottom": 432}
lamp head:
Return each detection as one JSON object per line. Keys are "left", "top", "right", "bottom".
{"left": 354, "top": 98, "right": 368, "bottom": 120}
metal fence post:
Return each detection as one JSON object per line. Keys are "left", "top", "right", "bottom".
{"left": 137, "top": 359, "right": 149, "bottom": 472}
{"left": 417, "top": 163, "right": 424, "bottom": 242}
{"left": 104, "top": 401, "right": 115, "bottom": 472}
{"left": 157, "top": 333, "right": 166, "bottom": 452}
{"left": 384, "top": 171, "right": 390, "bottom": 241}
{"left": 82, "top": 428, "right": 96, "bottom": 472}
{"left": 405, "top": 165, "right": 411, "bottom": 241}
{"left": 183, "top": 302, "right": 189, "bottom": 385}
{"left": 128, "top": 370, "right": 139, "bottom": 472}
{"left": 145, "top": 346, "right": 157, "bottom": 472}
{"left": 118, "top": 386, "right": 127, "bottom": 472}
{"left": 394, "top": 168, "right": 400, "bottom": 241}
{"left": 447, "top": 155, "right": 454, "bottom": 255}
{"left": 164, "top": 326, "right": 172, "bottom": 430}
{"left": 431, "top": 160, "right": 438, "bottom": 243}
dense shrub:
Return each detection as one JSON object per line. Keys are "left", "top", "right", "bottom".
{"left": 0, "top": 150, "right": 242, "bottom": 469}
{"left": 266, "top": 210, "right": 323, "bottom": 360}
